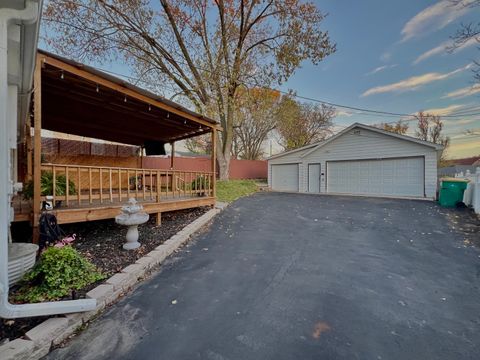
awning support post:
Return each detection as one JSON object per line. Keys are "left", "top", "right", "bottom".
{"left": 170, "top": 142, "right": 175, "bottom": 169}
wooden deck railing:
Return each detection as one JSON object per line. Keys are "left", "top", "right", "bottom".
{"left": 39, "top": 163, "right": 214, "bottom": 207}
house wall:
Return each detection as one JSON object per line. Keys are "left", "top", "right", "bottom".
{"left": 268, "top": 128, "right": 439, "bottom": 198}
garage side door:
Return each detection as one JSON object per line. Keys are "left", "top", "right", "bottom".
{"left": 327, "top": 157, "right": 424, "bottom": 197}
{"left": 271, "top": 164, "right": 299, "bottom": 192}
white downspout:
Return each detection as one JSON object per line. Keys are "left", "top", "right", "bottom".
{"left": 0, "top": 1, "right": 96, "bottom": 318}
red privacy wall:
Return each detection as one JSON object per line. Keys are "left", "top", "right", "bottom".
{"left": 229, "top": 159, "right": 267, "bottom": 179}
{"left": 142, "top": 156, "right": 267, "bottom": 179}
{"left": 41, "top": 138, "right": 267, "bottom": 179}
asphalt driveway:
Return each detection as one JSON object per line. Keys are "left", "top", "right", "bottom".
{"left": 48, "top": 192, "right": 480, "bottom": 360}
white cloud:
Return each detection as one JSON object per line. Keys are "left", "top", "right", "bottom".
{"left": 443, "top": 118, "right": 476, "bottom": 126}
{"left": 401, "top": 0, "right": 469, "bottom": 42}
{"left": 413, "top": 37, "right": 478, "bottom": 65}
{"left": 413, "top": 41, "right": 450, "bottom": 65}
{"left": 336, "top": 110, "right": 353, "bottom": 117}
{"left": 447, "top": 138, "right": 480, "bottom": 158}
{"left": 361, "top": 63, "right": 472, "bottom": 97}
{"left": 443, "top": 84, "right": 480, "bottom": 99}
{"left": 365, "top": 64, "right": 398, "bottom": 76}
{"left": 422, "top": 104, "right": 465, "bottom": 116}
{"left": 380, "top": 51, "right": 392, "bottom": 62}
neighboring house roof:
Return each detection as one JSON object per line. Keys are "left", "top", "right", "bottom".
{"left": 268, "top": 123, "right": 443, "bottom": 161}
{"left": 448, "top": 156, "right": 480, "bottom": 166}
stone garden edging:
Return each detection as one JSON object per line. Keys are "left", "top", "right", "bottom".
{"left": 1, "top": 203, "right": 227, "bottom": 360}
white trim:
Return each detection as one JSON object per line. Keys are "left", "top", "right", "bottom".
{"left": 301, "top": 123, "right": 443, "bottom": 159}
{"left": 266, "top": 142, "right": 319, "bottom": 160}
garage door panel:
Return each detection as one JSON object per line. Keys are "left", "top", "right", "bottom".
{"left": 327, "top": 157, "right": 424, "bottom": 197}
{"left": 271, "top": 164, "right": 299, "bottom": 191}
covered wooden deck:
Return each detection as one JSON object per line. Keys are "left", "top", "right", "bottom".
{"left": 16, "top": 51, "right": 221, "bottom": 240}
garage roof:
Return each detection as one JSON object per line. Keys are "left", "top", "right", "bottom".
{"left": 268, "top": 123, "right": 443, "bottom": 160}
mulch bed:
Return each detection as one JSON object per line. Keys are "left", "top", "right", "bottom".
{"left": 65, "top": 207, "right": 209, "bottom": 276}
{"left": 2, "top": 207, "right": 209, "bottom": 343}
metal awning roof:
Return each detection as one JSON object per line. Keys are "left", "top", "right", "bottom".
{"left": 36, "top": 50, "right": 220, "bottom": 146}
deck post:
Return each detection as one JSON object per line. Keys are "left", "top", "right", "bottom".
{"left": 32, "top": 56, "right": 42, "bottom": 243}
{"left": 170, "top": 142, "right": 175, "bottom": 169}
{"left": 211, "top": 129, "right": 216, "bottom": 198}
{"left": 156, "top": 212, "right": 161, "bottom": 226}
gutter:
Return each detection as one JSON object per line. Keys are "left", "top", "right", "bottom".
{"left": 0, "top": 0, "right": 96, "bottom": 318}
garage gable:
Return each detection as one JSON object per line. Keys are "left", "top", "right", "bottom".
{"left": 303, "top": 127, "right": 437, "bottom": 162}
{"left": 302, "top": 123, "right": 442, "bottom": 159}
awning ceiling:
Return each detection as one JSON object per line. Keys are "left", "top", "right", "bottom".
{"left": 36, "top": 51, "right": 219, "bottom": 146}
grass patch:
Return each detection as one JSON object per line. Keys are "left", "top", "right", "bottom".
{"left": 216, "top": 179, "right": 258, "bottom": 202}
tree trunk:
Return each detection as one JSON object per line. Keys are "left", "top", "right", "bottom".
{"left": 215, "top": 92, "right": 235, "bottom": 180}
{"left": 217, "top": 150, "right": 230, "bottom": 180}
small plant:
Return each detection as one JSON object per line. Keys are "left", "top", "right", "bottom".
{"left": 191, "top": 176, "right": 210, "bottom": 196}
{"left": 129, "top": 175, "right": 142, "bottom": 190}
{"left": 13, "top": 246, "right": 105, "bottom": 303}
{"left": 23, "top": 171, "right": 76, "bottom": 200}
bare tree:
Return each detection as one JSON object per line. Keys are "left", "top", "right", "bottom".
{"left": 234, "top": 88, "right": 279, "bottom": 160}
{"left": 416, "top": 111, "right": 430, "bottom": 141}
{"left": 276, "top": 96, "right": 334, "bottom": 150}
{"left": 185, "top": 135, "right": 211, "bottom": 155}
{"left": 43, "top": 0, "right": 335, "bottom": 179}
{"left": 415, "top": 111, "right": 450, "bottom": 161}
{"left": 450, "top": 0, "right": 480, "bottom": 81}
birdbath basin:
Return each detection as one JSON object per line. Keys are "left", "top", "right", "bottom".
{"left": 115, "top": 198, "right": 149, "bottom": 250}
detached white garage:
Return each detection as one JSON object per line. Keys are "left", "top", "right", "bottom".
{"left": 268, "top": 123, "right": 443, "bottom": 199}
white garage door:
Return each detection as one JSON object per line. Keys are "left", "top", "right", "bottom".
{"left": 327, "top": 157, "right": 424, "bottom": 197}
{"left": 271, "top": 164, "right": 299, "bottom": 191}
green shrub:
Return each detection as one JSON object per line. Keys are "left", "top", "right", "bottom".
{"left": 23, "top": 171, "right": 77, "bottom": 200}
{"left": 191, "top": 176, "right": 210, "bottom": 194}
{"left": 13, "top": 246, "right": 105, "bottom": 303}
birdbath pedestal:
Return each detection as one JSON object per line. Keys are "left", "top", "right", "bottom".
{"left": 115, "top": 198, "right": 149, "bottom": 250}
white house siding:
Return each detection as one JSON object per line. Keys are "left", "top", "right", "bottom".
{"left": 301, "top": 128, "right": 438, "bottom": 198}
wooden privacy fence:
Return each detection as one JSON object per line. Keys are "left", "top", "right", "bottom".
{"left": 40, "top": 163, "right": 214, "bottom": 207}
{"left": 40, "top": 153, "right": 268, "bottom": 181}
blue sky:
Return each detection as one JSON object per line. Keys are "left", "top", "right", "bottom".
{"left": 282, "top": 0, "right": 480, "bottom": 158}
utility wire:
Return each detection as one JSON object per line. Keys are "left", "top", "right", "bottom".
{"left": 43, "top": 18, "right": 480, "bottom": 120}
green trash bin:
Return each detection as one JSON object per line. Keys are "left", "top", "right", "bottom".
{"left": 439, "top": 178, "right": 469, "bottom": 207}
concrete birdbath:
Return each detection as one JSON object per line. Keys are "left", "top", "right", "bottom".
{"left": 115, "top": 198, "right": 149, "bottom": 250}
